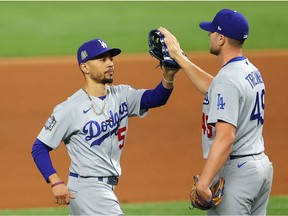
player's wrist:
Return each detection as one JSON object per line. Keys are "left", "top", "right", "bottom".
{"left": 48, "top": 173, "right": 62, "bottom": 185}
{"left": 51, "top": 181, "right": 65, "bottom": 188}
{"left": 162, "top": 75, "right": 176, "bottom": 84}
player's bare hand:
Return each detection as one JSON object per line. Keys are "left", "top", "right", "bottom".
{"left": 52, "top": 184, "right": 75, "bottom": 205}
{"left": 196, "top": 180, "right": 212, "bottom": 201}
{"left": 158, "top": 27, "right": 183, "bottom": 61}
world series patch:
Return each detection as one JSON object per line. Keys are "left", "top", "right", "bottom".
{"left": 45, "top": 115, "right": 57, "bottom": 130}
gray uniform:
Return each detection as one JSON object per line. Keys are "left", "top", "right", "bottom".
{"left": 38, "top": 85, "right": 147, "bottom": 215}
{"left": 201, "top": 58, "right": 273, "bottom": 215}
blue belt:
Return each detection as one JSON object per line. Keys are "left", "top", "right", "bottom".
{"left": 69, "top": 172, "right": 119, "bottom": 186}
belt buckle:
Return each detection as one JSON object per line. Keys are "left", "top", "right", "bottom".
{"left": 107, "top": 176, "right": 119, "bottom": 185}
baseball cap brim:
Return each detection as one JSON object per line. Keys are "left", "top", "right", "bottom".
{"left": 88, "top": 48, "right": 121, "bottom": 60}
{"left": 199, "top": 22, "right": 217, "bottom": 33}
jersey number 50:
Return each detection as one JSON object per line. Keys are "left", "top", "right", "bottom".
{"left": 250, "top": 89, "right": 265, "bottom": 126}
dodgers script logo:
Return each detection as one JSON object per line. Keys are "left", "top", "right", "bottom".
{"left": 83, "top": 102, "right": 128, "bottom": 147}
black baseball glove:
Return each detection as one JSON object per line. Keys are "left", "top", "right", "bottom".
{"left": 148, "top": 29, "right": 183, "bottom": 69}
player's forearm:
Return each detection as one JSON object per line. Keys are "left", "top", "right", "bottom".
{"left": 177, "top": 56, "right": 214, "bottom": 94}
{"left": 140, "top": 82, "right": 173, "bottom": 109}
{"left": 31, "top": 138, "right": 57, "bottom": 182}
{"left": 197, "top": 142, "right": 231, "bottom": 201}
{"left": 198, "top": 122, "right": 235, "bottom": 192}
{"left": 200, "top": 139, "right": 232, "bottom": 188}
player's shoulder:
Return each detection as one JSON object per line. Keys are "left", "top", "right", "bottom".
{"left": 108, "top": 84, "right": 137, "bottom": 94}
{"left": 221, "top": 58, "right": 257, "bottom": 73}
{"left": 214, "top": 58, "right": 262, "bottom": 92}
{"left": 217, "top": 59, "right": 251, "bottom": 81}
{"left": 53, "top": 89, "right": 84, "bottom": 112}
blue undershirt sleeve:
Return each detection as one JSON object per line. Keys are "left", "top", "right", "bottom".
{"left": 140, "top": 81, "right": 173, "bottom": 109}
{"left": 31, "top": 138, "right": 56, "bottom": 183}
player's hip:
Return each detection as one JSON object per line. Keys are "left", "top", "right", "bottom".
{"left": 220, "top": 152, "right": 273, "bottom": 179}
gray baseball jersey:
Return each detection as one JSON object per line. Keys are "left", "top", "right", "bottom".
{"left": 38, "top": 85, "right": 147, "bottom": 178}
{"left": 202, "top": 58, "right": 265, "bottom": 158}
{"left": 38, "top": 84, "right": 148, "bottom": 215}
{"left": 202, "top": 57, "right": 273, "bottom": 215}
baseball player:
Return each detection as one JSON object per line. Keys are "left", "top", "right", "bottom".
{"left": 31, "top": 38, "right": 178, "bottom": 215}
{"left": 159, "top": 8, "right": 273, "bottom": 215}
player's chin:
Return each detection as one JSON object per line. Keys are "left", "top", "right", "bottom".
{"left": 101, "top": 78, "right": 113, "bottom": 84}
{"left": 105, "top": 72, "right": 114, "bottom": 79}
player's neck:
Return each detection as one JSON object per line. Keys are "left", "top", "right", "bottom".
{"left": 219, "top": 48, "right": 243, "bottom": 67}
{"left": 83, "top": 83, "right": 107, "bottom": 97}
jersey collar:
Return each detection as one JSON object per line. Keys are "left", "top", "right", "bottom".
{"left": 222, "top": 56, "right": 246, "bottom": 68}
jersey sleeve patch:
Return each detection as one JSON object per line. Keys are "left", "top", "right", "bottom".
{"left": 44, "top": 115, "right": 57, "bottom": 131}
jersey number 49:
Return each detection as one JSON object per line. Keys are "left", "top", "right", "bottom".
{"left": 250, "top": 89, "right": 265, "bottom": 126}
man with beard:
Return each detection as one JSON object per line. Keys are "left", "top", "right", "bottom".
{"left": 159, "top": 8, "right": 273, "bottom": 215}
{"left": 31, "top": 38, "right": 178, "bottom": 215}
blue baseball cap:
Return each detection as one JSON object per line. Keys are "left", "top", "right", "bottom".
{"left": 199, "top": 9, "right": 249, "bottom": 40}
{"left": 77, "top": 39, "right": 121, "bottom": 64}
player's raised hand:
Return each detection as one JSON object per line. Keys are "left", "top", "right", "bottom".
{"left": 158, "top": 27, "right": 184, "bottom": 61}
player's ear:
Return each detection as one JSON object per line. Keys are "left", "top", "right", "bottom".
{"left": 80, "top": 63, "right": 89, "bottom": 74}
{"left": 218, "top": 34, "right": 225, "bottom": 46}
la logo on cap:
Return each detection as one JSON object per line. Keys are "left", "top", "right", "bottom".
{"left": 98, "top": 40, "right": 108, "bottom": 48}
